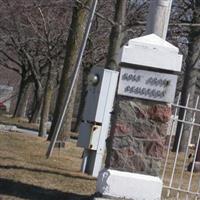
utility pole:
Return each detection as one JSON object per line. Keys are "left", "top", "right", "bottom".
{"left": 146, "top": 0, "right": 173, "bottom": 39}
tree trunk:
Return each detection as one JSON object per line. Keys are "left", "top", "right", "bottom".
{"left": 173, "top": 2, "right": 200, "bottom": 152}
{"left": 106, "top": 0, "right": 126, "bottom": 70}
{"left": 48, "top": 0, "right": 93, "bottom": 141}
{"left": 39, "top": 66, "right": 56, "bottom": 137}
{"left": 105, "top": 0, "right": 127, "bottom": 167}
{"left": 13, "top": 78, "right": 30, "bottom": 118}
{"left": 29, "top": 86, "right": 43, "bottom": 123}
{"left": 38, "top": 83, "right": 53, "bottom": 137}
{"left": 72, "top": 65, "right": 90, "bottom": 132}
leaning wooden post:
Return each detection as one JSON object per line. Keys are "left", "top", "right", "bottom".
{"left": 96, "top": 34, "right": 182, "bottom": 200}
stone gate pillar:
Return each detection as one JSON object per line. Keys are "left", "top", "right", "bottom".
{"left": 96, "top": 34, "right": 182, "bottom": 200}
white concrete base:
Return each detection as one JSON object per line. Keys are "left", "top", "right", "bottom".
{"left": 94, "top": 197, "right": 133, "bottom": 200}
{"left": 94, "top": 198, "right": 126, "bottom": 200}
{"left": 96, "top": 169, "right": 162, "bottom": 200}
{"left": 94, "top": 198, "right": 130, "bottom": 200}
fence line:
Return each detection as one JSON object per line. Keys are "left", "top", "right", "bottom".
{"left": 162, "top": 93, "right": 200, "bottom": 199}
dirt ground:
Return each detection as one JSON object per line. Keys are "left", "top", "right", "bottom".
{"left": 0, "top": 132, "right": 96, "bottom": 200}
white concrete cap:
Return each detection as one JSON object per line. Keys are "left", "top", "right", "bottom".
{"left": 96, "top": 168, "right": 162, "bottom": 200}
{"left": 129, "top": 34, "right": 178, "bottom": 52}
{"left": 119, "top": 34, "right": 183, "bottom": 72}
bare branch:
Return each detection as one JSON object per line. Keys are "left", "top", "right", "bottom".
{"left": 75, "top": 0, "right": 115, "bottom": 25}
{"left": 38, "top": 7, "right": 48, "bottom": 40}
{"left": 0, "top": 50, "right": 21, "bottom": 67}
{"left": 128, "top": 20, "right": 200, "bottom": 27}
{"left": 22, "top": 49, "right": 42, "bottom": 88}
{"left": 26, "top": 16, "right": 45, "bottom": 41}
{"left": 0, "top": 62, "right": 21, "bottom": 74}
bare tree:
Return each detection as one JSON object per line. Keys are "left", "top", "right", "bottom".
{"left": 48, "top": 0, "right": 94, "bottom": 141}
{"left": 106, "top": 0, "right": 127, "bottom": 70}
{"left": 0, "top": 0, "right": 70, "bottom": 126}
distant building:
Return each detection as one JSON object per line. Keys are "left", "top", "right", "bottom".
{"left": 0, "top": 85, "right": 13, "bottom": 113}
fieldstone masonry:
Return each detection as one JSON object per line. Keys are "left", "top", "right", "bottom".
{"left": 106, "top": 96, "right": 171, "bottom": 176}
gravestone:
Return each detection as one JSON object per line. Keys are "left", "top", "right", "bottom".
{"left": 96, "top": 34, "right": 182, "bottom": 200}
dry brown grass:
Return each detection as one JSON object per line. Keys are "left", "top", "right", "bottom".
{"left": 0, "top": 115, "right": 39, "bottom": 130}
{"left": 161, "top": 151, "right": 200, "bottom": 199}
{"left": 1, "top": 123, "right": 199, "bottom": 200}
{"left": 0, "top": 115, "right": 78, "bottom": 138}
{"left": 0, "top": 132, "right": 96, "bottom": 200}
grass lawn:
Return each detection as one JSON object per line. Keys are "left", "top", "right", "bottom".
{"left": 0, "top": 132, "right": 96, "bottom": 200}
{"left": 1, "top": 120, "right": 200, "bottom": 200}
{"left": 161, "top": 150, "right": 200, "bottom": 200}
{"left": 0, "top": 115, "right": 39, "bottom": 130}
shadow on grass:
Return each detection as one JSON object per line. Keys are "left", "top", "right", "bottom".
{"left": 0, "top": 178, "right": 94, "bottom": 200}
{"left": 0, "top": 164, "right": 95, "bottom": 181}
